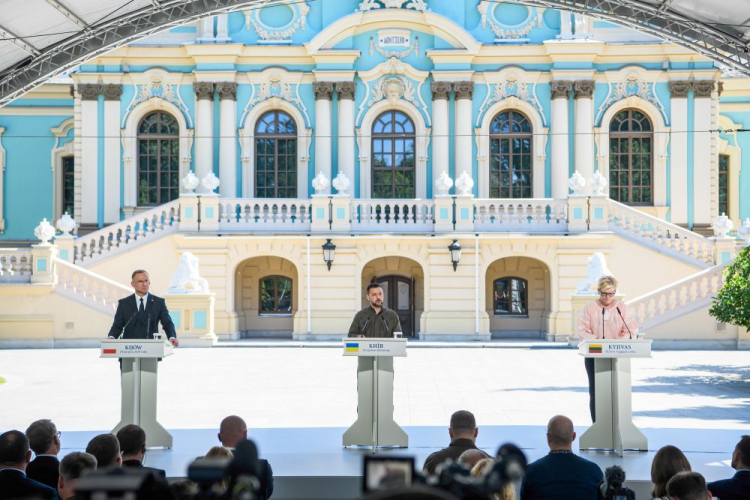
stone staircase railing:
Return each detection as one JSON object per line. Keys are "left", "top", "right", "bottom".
{"left": 608, "top": 200, "right": 715, "bottom": 267}
{"left": 0, "top": 248, "right": 33, "bottom": 283}
{"left": 626, "top": 264, "right": 726, "bottom": 332}
{"left": 54, "top": 258, "right": 131, "bottom": 315}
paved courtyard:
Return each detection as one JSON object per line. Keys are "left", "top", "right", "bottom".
{"left": 1, "top": 344, "right": 748, "bottom": 433}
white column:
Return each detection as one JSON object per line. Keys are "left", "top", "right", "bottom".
{"left": 431, "top": 82, "right": 451, "bottom": 190}
{"left": 693, "top": 81, "right": 714, "bottom": 227}
{"left": 216, "top": 14, "right": 230, "bottom": 42}
{"left": 314, "top": 82, "right": 333, "bottom": 193}
{"left": 79, "top": 84, "right": 99, "bottom": 228}
{"left": 336, "top": 82, "right": 356, "bottom": 193}
{"left": 550, "top": 81, "right": 572, "bottom": 199}
{"left": 574, "top": 81, "right": 595, "bottom": 181}
{"left": 454, "top": 81, "right": 474, "bottom": 189}
{"left": 194, "top": 82, "right": 214, "bottom": 192}
{"left": 217, "top": 82, "right": 237, "bottom": 198}
{"left": 669, "top": 81, "right": 689, "bottom": 226}
{"left": 103, "top": 84, "right": 122, "bottom": 223}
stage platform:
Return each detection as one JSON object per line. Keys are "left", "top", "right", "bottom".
{"left": 58, "top": 425, "right": 741, "bottom": 499}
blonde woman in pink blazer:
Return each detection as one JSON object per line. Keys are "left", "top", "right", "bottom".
{"left": 576, "top": 275, "right": 639, "bottom": 422}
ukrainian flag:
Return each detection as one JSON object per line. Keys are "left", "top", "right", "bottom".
{"left": 345, "top": 342, "right": 359, "bottom": 353}
{"left": 589, "top": 344, "right": 603, "bottom": 354}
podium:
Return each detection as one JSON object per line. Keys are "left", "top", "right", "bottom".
{"left": 101, "top": 339, "right": 174, "bottom": 448}
{"left": 578, "top": 339, "right": 652, "bottom": 455}
{"left": 342, "top": 338, "right": 408, "bottom": 448}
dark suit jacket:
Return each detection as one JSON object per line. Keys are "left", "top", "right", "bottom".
{"left": 121, "top": 459, "right": 166, "bottom": 479}
{"left": 0, "top": 468, "right": 59, "bottom": 500}
{"left": 520, "top": 451, "right": 603, "bottom": 500}
{"left": 257, "top": 459, "right": 274, "bottom": 500}
{"left": 422, "top": 438, "right": 490, "bottom": 475}
{"left": 708, "top": 470, "right": 750, "bottom": 500}
{"left": 26, "top": 455, "right": 60, "bottom": 490}
{"left": 107, "top": 294, "right": 176, "bottom": 340}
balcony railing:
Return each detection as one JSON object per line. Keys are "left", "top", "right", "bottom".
{"left": 219, "top": 199, "right": 312, "bottom": 232}
{"left": 351, "top": 200, "right": 434, "bottom": 233}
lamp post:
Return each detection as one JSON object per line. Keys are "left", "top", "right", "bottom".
{"left": 322, "top": 239, "right": 336, "bottom": 271}
{"left": 448, "top": 239, "right": 462, "bottom": 272}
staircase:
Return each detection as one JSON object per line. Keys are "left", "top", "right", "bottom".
{"left": 54, "top": 258, "right": 131, "bottom": 315}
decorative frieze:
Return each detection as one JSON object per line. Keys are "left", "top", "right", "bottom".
{"left": 668, "top": 80, "right": 716, "bottom": 98}
{"left": 550, "top": 81, "right": 573, "bottom": 100}
{"left": 216, "top": 82, "right": 237, "bottom": 101}
{"left": 454, "top": 81, "right": 474, "bottom": 100}
{"left": 336, "top": 82, "right": 356, "bottom": 101}
{"left": 476, "top": 75, "right": 546, "bottom": 127}
{"left": 668, "top": 81, "right": 692, "bottom": 98}
{"left": 194, "top": 82, "right": 215, "bottom": 101}
{"left": 358, "top": 0, "right": 428, "bottom": 12}
{"left": 595, "top": 76, "right": 667, "bottom": 126}
{"left": 574, "top": 80, "right": 595, "bottom": 99}
{"left": 313, "top": 82, "right": 334, "bottom": 100}
{"left": 431, "top": 82, "right": 451, "bottom": 101}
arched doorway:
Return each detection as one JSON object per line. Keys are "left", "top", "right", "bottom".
{"left": 361, "top": 257, "right": 424, "bottom": 338}
{"left": 234, "top": 256, "right": 299, "bottom": 338}
{"left": 485, "top": 257, "right": 551, "bottom": 338}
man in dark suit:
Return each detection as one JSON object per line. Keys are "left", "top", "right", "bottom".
{"left": 219, "top": 416, "right": 274, "bottom": 500}
{"left": 0, "top": 430, "right": 58, "bottom": 500}
{"left": 115, "top": 425, "right": 166, "bottom": 479}
{"left": 85, "top": 434, "right": 121, "bottom": 470}
{"left": 25, "top": 419, "right": 61, "bottom": 489}
{"left": 108, "top": 269, "right": 179, "bottom": 346}
{"left": 57, "top": 452, "right": 97, "bottom": 500}
{"left": 422, "top": 410, "right": 490, "bottom": 475}
{"left": 708, "top": 434, "right": 750, "bottom": 500}
{"left": 668, "top": 471, "right": 713, "bottom": 500}
{"left": 520, "top": 415, "right": 603, "bottom": 500}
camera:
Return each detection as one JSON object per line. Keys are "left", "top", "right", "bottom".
{"left": 599, "top": 465, "right": 636, "bottom": 500}
{"left": 362, "top": 456, "right": 415, "bottom": 493}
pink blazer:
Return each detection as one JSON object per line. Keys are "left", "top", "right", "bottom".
{"left": 576, "top": 300, "right": 639, "bottom": 340}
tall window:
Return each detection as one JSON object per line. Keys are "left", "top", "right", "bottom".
{"left": 609, "top": 109, "right": 653, "bottom": 205}
{"left": 255, "top": 110, "right": 297, "bottom": 198}
{"left": 372, "top": 110, "right": 415, "bottom": 198}
{"left": 260, "top": 275, "right": 293, "bottom": 314}
{"left": 493, "top": 277, "right": 528, "bottom": 316}
{"left": 137, "top": 112, "right": 180, "bottom": 205}
{"left": 61, "top": 156, "right": 74, "bottom": 218}
{"left": 490, "top": 111, "right": 532, "bottom": 198}
{"left": 719, "top": 154, "right": 729, "bottom": 216}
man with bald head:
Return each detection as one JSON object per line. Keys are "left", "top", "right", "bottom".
{"left": 217, "top": 416, "right": 274, "bottom": 499}
{"left": 520, "top": 415, "right": 603, "bottom": 500}
{"left": 422, "top": 410, "right": 490, "bottom": 475}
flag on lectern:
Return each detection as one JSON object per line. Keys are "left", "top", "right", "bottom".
{"left": 589, "top": 344, "right": 603, "bottom": 354}
{"left": 345, "top": 343, "right": 359, "bottom": 353}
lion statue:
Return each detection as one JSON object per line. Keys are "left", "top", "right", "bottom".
{"left": 576, "top": 252, "right": 613, "bottom": 293}
{"left": 168, "top": 252, "right": 210, "bottom": 293}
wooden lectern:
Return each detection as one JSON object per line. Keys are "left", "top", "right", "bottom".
{"left": 342, "top": 338, "right": 408, "bottom": 449}
{"left": 578, "top": 338, "right": 652, "bottom": 455}
{"left": 101, "top": 339, "right": 174, "bottom": 448}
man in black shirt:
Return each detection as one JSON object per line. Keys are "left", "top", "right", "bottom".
{"left": 423, "top": 410, "right": 489, "bottom": 475}
{"left": 25, "top": 419, "right": 61, "bottom": 489}
{"left": 348, "top": 282, "right": 401, "bottom": 338}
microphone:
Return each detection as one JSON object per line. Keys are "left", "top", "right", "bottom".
{"left": 616, "top": 307, "right": 633, "bottom": 339}
{"left": 602, "top": 307, "right": 605, "bottom": 339}
{"left": 361, "top": 317, "right": 370, "bottom": 335}
{"left": 380, "top": 314, "right": 389, "bottom": 334}
{"left": 117, "top": 312, "right": 139, "bottom": 339}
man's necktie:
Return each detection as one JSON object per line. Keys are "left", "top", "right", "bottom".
{"left": 139, "top": 297, "right": 145, "bottom": 316}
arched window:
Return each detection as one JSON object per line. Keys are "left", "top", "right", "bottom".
{"left": 372, "top": 110, "right": 416, "bottom": 198}
{"left": 137, "top": 112, "right": 180, "bottom": 206}
{"left": 61, "top": 156, "right": 74, "bottom": 218}
{"left": 255, "top": 110, "right": 297, "bottom": 198}
{"left": 260, "top": 275, "right": 293, "bottom": 314}
{"left": 493, "top": 277, "right": 528, "bottom": 316}
{"left": 609, "top": 109, "right": 653, "bottom": 205}
{"left": 490, "top": 111, "right": 532, "bottom": 198}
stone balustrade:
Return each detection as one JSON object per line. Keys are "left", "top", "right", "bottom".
{"left": 0, "top": 248, "right": 33, "bottom": 283}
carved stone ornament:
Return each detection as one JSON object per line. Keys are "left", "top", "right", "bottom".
{"left": 478, "top": 2, "right": 545, "bottom": 39}
{"left": 588, "top": 170, "right": 608, "bottom": 196}
{"left": 194, "top": 82, "right": 215, "bottom": 101}
{"left": 312, "top": 171, "right": 330, "bottom": 194}
{"left": 596, "top": 77, "right": 666, "bottom": 125}
{"left": 333, "top": 172, "right": 351, "bottom": 195}
{"left": 182, "top": 171, "right": 200, "bottom": 193}
{"left": 434, "top": 171, "right": 453, "bottom": 195}
{"left": 576, "top": 252, "right": 613, "bottom": 293}
{"left": 550, "top": 80, "right": 573, "bottom": 100}
{"left": 102, "top": 84, "right": 123, "bottom": 101}
{"left": 454, "top": 171, "right": 474, "bottom": 196}
{"left": 77, "top": 84, "right": 102, "bottom": 101}
{"left": 55, "top": 212, "right": 77, "bottom": 237}
{"left": 712, "top": 213, "right": 734, "bottom": 238}
{"left": 122, "top": 77, "right": 193, "bottom": 129}
{"left": 568, "top": 171, "right": 587, "bottom": 195}
{"left": 200, "top": 172, "right": 221, "bottom": 193}
{"left": 454, "top": 81, "right": 474, "bottom": 100}
{"left": 34, "top": 218, "right": 56, "bottom": 245}
{"left": 477, "top": 76, "right": 546, "bottom": 127}
{"left": 668, "top": 81, "right": 692, "bottom": 98}
{"left": 216, "top": 82, "right": 237, "bottom": 101}
{"left": 336, "top": 82, "right": 356, "bottom": 100}
{"left": 693, "top": 81, "right": 715, "bottom": 97}
{"left": 168, "top": 252, "right": 210, "bottom": 294}
{"left": 574, "top": 80, "right": 595, "bottom": 99}
{"left": 313, "top": 81, "right": 334, "bottom": 101}
{"left": 358, "top": 0, "right": 428, "bottom": 12}
{"left": 738, "top": 218, "right": 750, "bottom": 244}
{"left": 718, "top": 81, "right": 724, "bottom": 96}
{"left": 431, "top": 81, "right": 451, "bottom": 101}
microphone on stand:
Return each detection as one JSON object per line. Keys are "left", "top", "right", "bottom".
{"left": 602, "top": 307, "right": 606, "bottom": 338}
{"left": 616, "top": 307, "right": 634, "bottom": 339}
{"left": 114, "top": 312, "right": 138, "bottom": 339}
{"left": 360, "top": 317, "right": 370, "bottom": 336}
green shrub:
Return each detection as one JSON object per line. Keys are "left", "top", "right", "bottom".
{"left": 709, "top": 246, "right": 750, "bottom": 328}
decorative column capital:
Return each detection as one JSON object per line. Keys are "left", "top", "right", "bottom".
{"left": 718, "top": 81, "right": 724, "bottom": 96}
{"left": 194, "top": 82, "right": 215, "bottom": 101}
{"left": 574, "top": 80, "right": 595, "bottom": 99}
{"left": 102, "top": 84, "right": 123, "bottom": 101}
{"left": 431, "top": 81, "right": 452, "bottom": 101}
{"left": 668, "top": 80, "right": 692, "bottom": 98}
{"left": 336, "top": 82, "right": 356, "bottom": 100}
{"left": 313, "top": 81, "right": 334, "bottom": 100}
{"left": 216, "top": 82, "right": 237, "bottom": 101}
{"left": 550, "top": 80, "right": 573, "bottom": 100}
{"left": 693, "top": 80, "right": 715, "bottom": 97}
{"left": 77, "top": 84, "right": 102, "bottom": 101}
{"left": 454, "top": 81, "right": 474, "bottom": 100}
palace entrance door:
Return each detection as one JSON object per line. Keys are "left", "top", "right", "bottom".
{"left": 375, "top": 275, "right": 414, "bottom": 337}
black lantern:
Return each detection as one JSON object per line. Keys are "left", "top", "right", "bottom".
{"left": 322, "top": 239, "right": 336, "bottom": 271}
{"left": 448, "top": 239, "right": 462, "bottom": 272}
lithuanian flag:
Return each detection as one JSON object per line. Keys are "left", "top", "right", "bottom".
{"left": 589, "top": 344, "right": 603, "bottom": 354}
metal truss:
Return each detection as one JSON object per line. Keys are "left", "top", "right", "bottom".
{"left": 515, "top": 0, "right": 750, "bottom": 76}
{"left": 0, "top": 0, "right": 272, "bottom": 107}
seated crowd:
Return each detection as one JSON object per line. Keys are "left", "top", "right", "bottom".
{"left": 0, "top": 412, "right": 748, "bottom": 500}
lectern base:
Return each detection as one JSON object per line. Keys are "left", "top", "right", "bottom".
{"left": 113, "top": 358, "right": 173, "bottom": 449}
{"left": 343, "top": 357, "right": 408, "bottom": 448}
